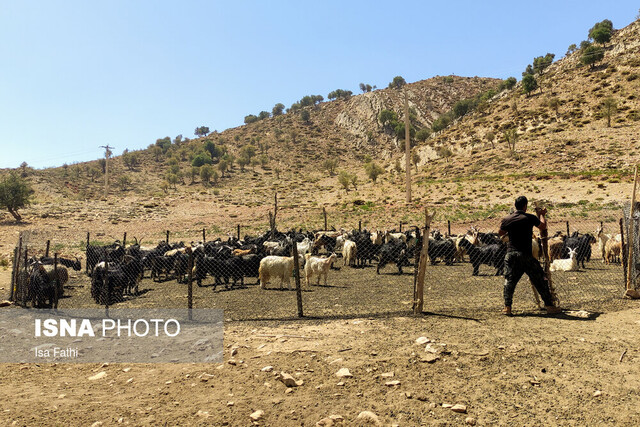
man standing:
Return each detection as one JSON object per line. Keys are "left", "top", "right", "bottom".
{"left": 499, "top": 196, "right": 562, "bottom": 315}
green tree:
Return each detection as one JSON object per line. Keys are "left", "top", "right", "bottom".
{"left": 218, "top": 159, "right": 228, "bottom": 177}
{"left": 151, "top": 145, "right": 163, "bottom": 162}
{"left": 589, "top": 19, "right": 613, "bottom": 46}
{"left": 117, "top": 175, "right": 131, "bottom": 191}
{"left": 503, "top": 128, "right": 518, "bottom": 154}
{"left": 378, "top": 109, "right": 398, "bottom": 128}
{"left": 327, "top": 89, "right": 353, "bottom": 100}
{"left": 411, "top": 151, "right": 421, "bottom": 172}
{"left": 566, "top": 43, "right": 578, "bottom": 56}
{"left": 547, "top": 97, "right": 561, "bottom": 116}
{"left": 258, "top": 111, "right": 271, "bottom": 120}
{"left": 485, "top": 131, "right": 496, "bottom": 148}
{"left": 237, "top": 156, "right": 249, "bottom": 171}
{"left": 337, "top": 171, "right": 351, "bottom": 191}
{"left": 190, "top": 166, "right": 200, "bottom": 184}
{"left": 200, "top": 164, "right": 214, "bottom": 184}
{"left": 0, "top": 172, "right": 33, "bottom": 221}
{"left": 436, "top": 146, "right": 453, "bottom": 162}
{"left": 522, "top": 74, "right": 538, "bottom": 96}
{"left": 364, "top": 162, "right": 384, "bottom": 183}
{"left": 300, "top": 109, "right": 311, "bottom": 124}
{"left": 288, "top": 103, "right": 301, "bottom": 113}
{"left": 501, "top": 77, "right": 517, "bottom": 90}
{"left": 388, "top": 76, "right": 406, "bottom": 89}
{"left": 203, "top": 140, "right": 219, "bottom": 158}
{"left": 431, "top": 115, "right": 451, "bottom": 133}
{"left": 191, "top": 153, "right": 213, "bottom": 167}
{"left": 166, "top": 173, "right": 179, "bottom": 190}
{"left": 416, "top": 128, "right": 431, "bottom": 142}
{"left": 359, "top": 83, "right": 373, "bottom": 93}
{"left": 394, "top": 122, "right": 415, "bottom": 141}
{"left": 600, "top": 96, "right": 617, "bottom": 127}
{"left": 272, "top": 103, "right": 285, "bottom": 116}
{"left": 522, "top": 64, "right": 534, "bottom": 77}
{"left": 533, "top": 53, "right": 555, "bottom": 74}
{"left": 323, "top": 159, "right": 338, "bottom": 175}
{"left": 122, "top": 149, "right": 139, "bottom": 170}
{"left": 19, "top": 162, "right": 29, "bottom": 177}
{"left": 581, "top": 45, "right": 605, "bottom": 69}
{"left": 194, "top": 127, "right": 210, "bottom": 138}
{"left": 156, "top": 136, "right": 172, "bottom": 153}
{"left": 244, "top": 114, "right": 258, "bottom": 124}
{"left": 453, "top": 99, "right": 474, "bottom": 118}
{"left": 350, "top": 174, "right": 358, "bottom": 190}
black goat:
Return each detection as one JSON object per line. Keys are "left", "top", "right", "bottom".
{"left": 458, "top": 238, "right": 507, "bottom": 276}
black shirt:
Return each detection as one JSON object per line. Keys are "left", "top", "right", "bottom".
{"left": 500, "top": 210, "right": 540, "bottom": 255}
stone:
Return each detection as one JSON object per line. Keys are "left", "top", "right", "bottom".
{"left": 122, "top": 368, "right": 131, "bottom": 373}
{"left": 250, "top": 410, "right": 264, "bottom": 421}
{"left": 231, "top": 347, "right": 238, "bottom": 356}
{"left": 277, "top": 372, "right": 303, "bottom": 387}
{"left": 261, "top": 366, "right": 274, "bottom": 372}
{"left": 0, "top": 301, "right": 12, "bottom": 307}
{"left": 420, "top": 354, "right": 440, "bottom": 363}
{"left": 88, "top": 372, "right": 107, "bottom": 380}
{"left": 451, "top": 404, "right": 467, "bottom": 413}
{"left": 442, "top": 403, "right": 453, "bottom": 409}
{"left": 415, "top": 337, "right": 430, "bottom": 345}
{"left": 465, "top": 417, "right": 477, "bottom": 425}
{"left": 380, "top": 372, "right": 394, "bottom": 378}
{"left": 316, "top": 415, "right": 345, "bottom": 426}
{"left": 594, "top": 390, "right": 602, "bottom": 397}
{"left": 58, "top": 394, "right": 66, "bottom": 399}
{"left": 335, "top": 368, "right": 352, "bottom": 378}
{"left": 227, "top": 401, "right": 234, "bottom": 406}
{"left": 196, "top": 410, "right": 211, "bottom": 418}
{"left": 385, "top": 380, "right": 401, "bottom": 387}
{"left": 425, "top": 344, "right": 442, "bottom": 354}
{"left": 356, "top": 411, "right": 382, "bottom": 425}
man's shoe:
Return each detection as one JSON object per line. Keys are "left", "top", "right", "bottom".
{"left": 545, "top": 305, "right": 562, "bottom": 314}
{"left": 502, "top": 306, "right": 513, "bottom": 316}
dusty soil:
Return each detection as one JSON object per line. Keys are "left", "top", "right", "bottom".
{"left": 1, "top": 302, "right": 639, "bottom": 426}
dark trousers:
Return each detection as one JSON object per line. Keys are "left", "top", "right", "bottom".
{"left": 503, "top": 250, "right": 554, "bottom": 307}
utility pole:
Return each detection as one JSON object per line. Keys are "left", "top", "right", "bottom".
{"left": 100, "top": 145, "right": 114, "bottom": 199}
{"left": 404, "top": 91, "right": 412, "bottom": 203}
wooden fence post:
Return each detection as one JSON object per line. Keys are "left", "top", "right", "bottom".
{"left": 45, "top": 240, "right": 50, "bottom": 258}
{"left": 86, "top": 232, "right": 90, "bottom": 275}
{"left": 22, "top": 247, "right": 28, "bottom": 306}
{"left": 10, "top": 246, "right": 18, "bottom": 302}
{"left": 448, "top": 220, "right": 451, "bottom": 236}
{"left": 237, "top": 224, "right": 241, "bottom": 241}
{"left": 188, "top": 248, "right": 194, "bottom": 321}
{"left": 566, "top": 221, "right": 570, "bottom": 236}
{"left": 292, "top": 243, "right": 303, "bottom": 317}
{"left": 166, "top": 230, "right": 170, "bottom": 244}
{"left": 620, "top": 218, "right": 628, "bottom": 289}
{"left": 625, "top": 165, "right": 640, "bottom": 298}
{"left": 359, "top": 220, "right": 362, "bottom": 232}
{"left": 323, "top": 207, "right": 327, "bottom": 231}
{"left": 537, "top": 203, "right": 559, "bottom": 306}
{"left": 54, "top": 254, "right": 59, "bottom": 309}
{"left": 399, "top": 222, "right": 403, "bottom": 232}
{"left": 123, "top": 232, "right": 127, "bottom": 249}
{"left": 414, "top": 209, "right": 435, "bottom": 315}
{"left": 203, "top": 228, "right": 206, "bottom": 243}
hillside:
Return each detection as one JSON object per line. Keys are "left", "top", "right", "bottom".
{"left": 1, "top": 18, "right": 639, "bottom": 248}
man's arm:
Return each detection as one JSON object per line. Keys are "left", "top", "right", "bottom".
{"left": 535, "top": 206, "right": 547, "bottom": 230}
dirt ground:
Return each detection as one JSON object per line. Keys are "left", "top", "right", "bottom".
{"left": 2, "top": 261, "right": 640, "bottom": 426}
{"left": 1, "top": 302, "right": 639, "bottom": 426}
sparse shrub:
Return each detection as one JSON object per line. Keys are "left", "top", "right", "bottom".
{"left": 364, "top": 162, "right": 384, "bottom": 183}
{"left": 338, "top": 171, "right": 351, "bottom": 190}
{"left": 416, "top": 128, "right": 431, "bottom": 142}
{"left": 600, "top": 96, "right": 617, "bottom": 127}
{"left": 323, "top": 159, "right": 338, "bottom": 175}
{"left": 117, "top": 175, "right": 131, "bottom": 190}
{"left": 200, "top": 164, "right": 214, "bottom": 184}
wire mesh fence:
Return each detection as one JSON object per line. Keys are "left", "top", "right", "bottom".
{"left": 6, "top": 207, "right": 637, "bottom": 319}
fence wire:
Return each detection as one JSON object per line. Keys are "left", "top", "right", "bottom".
{"left": 6, "top": 209, "right": 634, "bottom": 319}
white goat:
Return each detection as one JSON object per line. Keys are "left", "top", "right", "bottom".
{"left": 604, "top": 239, "right": 622, "bottom": 264}
{"left": 342, "top": 240, "right": 357, "bottom": 267}
{"left": 259, "top": 256, "right": 295, "bottom": 290}
{"left": 549, "top": 247, "right": 578, "bottom": 272}
{"left": 385, "top": 231, "right": 407, "bottom": 244}
{"left": 304, "top": 253, "right": 337, "bottom": 287}
{"left": 297, "top": 238, "right": 313, "bottom": 255}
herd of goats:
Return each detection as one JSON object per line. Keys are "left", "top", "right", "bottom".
{"left": 20, "top": 223, "right": 622, "bottom": 308}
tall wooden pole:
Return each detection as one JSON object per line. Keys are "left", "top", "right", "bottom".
{"left": 536, "top": 202, "right": 559, "bottom": 306}
{"left": 100, "top": 145, "right": 113, "bottom": 199}
{"left": 292, "top": 243, "right": 303, "bottom": 317}
{"left": 404, "top": 92, "right": 412, "bottom": 203}
{"left": 414, "top": 208, "right": 435, "bottom": 314}
{"left": 625, "top": 165, "right": 640, "bottom": 298}
{"left": 620, "top": 218, "right": 628, "bottom": 289}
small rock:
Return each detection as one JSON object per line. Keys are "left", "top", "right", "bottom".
{"left": 594, "top": 390, "right": 602, "bottom": 397}
{"left": 380, "top": 372, "right": 394, "bottom": 378}
{"left": 227, "top": 401, "right": 234, "bottom": 406}
{"left": 165, "top": 381, "right": 172, "bottom": 385}
{"left": 117, "top": 417, "right": 124, "bottom": 423}
{"left": 420, "top": 354, "right": 440, "bottom": 363}
{"left": 335, "top": 368, "right": 352, "bottom": 378}
{"left": 250, "top": 410, "right": 264, "bottom": 421}
{"left": 231, "top": 347, "right": 238, "bottom": 356}
{"left": 90, "top": 422, "right": 103, "bottom": 427}
{"left": 356, "top": 411, "right": 382, "bottom": 425}
{"left": 126, "top": 378, "right": 133, "bottom": 384}
{"left": 196, "top": 410, "right": 211, "bottom": 418}
{"left": 415, "top": 337, "right": 430, "bottom": 345}
{"left": 285, "top": 388, "right": 293, "bottom": 394}
{"left": 277, "top": 372, "right": 303, "bottom": 387}
{"left": 57, "top": 394, "right": 66, "bottom": 399}
{"left": 261, "top": 366, "right": 274, "bottom": 372}
{"left": 316, "top": 415, "right": 345, "bottom": 426}
{"left": 465, "top": 417, "right": 477, "bottom": 425}
{"left": 442, "top": 403, "right": 453, "bottom": 409}
{"left": 451, "top": 404, "right": 467, "bottom": 413}
{"left": 122, "top": 368, "right": 131, "bottom": 373}
{"left": 88, "top": 372, "right": 107, "bottom": 381}
{"left": 336, "top": 382, "right": 345, "bottom": 387}
{"left": 425, "top": 344, "right": 442, "bottom": 354}
{"left": 228, "top": 360, "right": 237, "bottom": 366}
{"left": 404, "top": 392, "right": 412, "bottom": 399}
{"left": 0, "top": 301, "right": 13, "bottom": 307}
{"left": 385, "top": 380, "right": 401, "bottom": 387}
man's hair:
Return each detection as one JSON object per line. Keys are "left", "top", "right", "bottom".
{"left": 515, "top": 196, "right": 528, "bottom": 210}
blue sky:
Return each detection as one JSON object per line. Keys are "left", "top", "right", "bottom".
{"left": 1, "top": 1, "right": 637, "bottom": 169}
